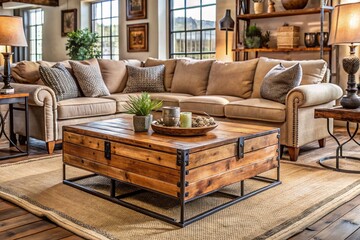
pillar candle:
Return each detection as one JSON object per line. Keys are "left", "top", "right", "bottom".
{"left": 180, "top": 112, "right": 192, "bottom": 128}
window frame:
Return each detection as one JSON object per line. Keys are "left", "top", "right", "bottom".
{"left": 169, "top": 0, "right": 216, "bottom": 59}
{"left": 90, "top": 0, "right": 119, "bottom": 60}
{"left": 26, "top": 8, "right": 44, "bottom": 61}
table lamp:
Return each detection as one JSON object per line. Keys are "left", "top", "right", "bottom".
{"left": 329, "top": 2, "right": 360, "bottom": 109}
{"left": 219, "top": 9, "right": 234, "bottom": 55}
{"left": 0, "top": 16, "right": 28, "bottom": 94}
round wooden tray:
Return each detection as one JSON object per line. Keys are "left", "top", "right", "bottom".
{"left": 151, "top": 122, "right": 218, "bottom": 136}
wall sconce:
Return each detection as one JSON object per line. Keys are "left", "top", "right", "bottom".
{"left": 219, "top": 9, "right": 235, "bottom": 55}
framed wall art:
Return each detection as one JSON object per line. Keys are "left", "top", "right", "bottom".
{"left": 126, "top": 0, "right": 147, "bottom": 20}
{"left": 127, "top": 23, "right": 148, "bottom": 52}
{"left": 61, "top": 9, "right": 77, "bottom": 37}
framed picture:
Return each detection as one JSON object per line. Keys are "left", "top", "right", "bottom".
{"left": 61, "top": 9, "right": 77, "bottom": 37}
{"left": 126, "top": 0, "right": 147, "bottom": 20}
{"left": 127, "top": 23, "right": 148, "bottom": 52}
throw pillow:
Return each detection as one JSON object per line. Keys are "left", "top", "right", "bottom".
{"left": 260, "top": 63, "right": 302, "bottom": 104}
{"left": 144, "top": 58, "right": 177, "bottom": 91}
{"left": 123, "top": 65, "right": 165, "bottom": 93}
{"left": 12, "top": 61, "right": 41, "bottom": 84}
{"left": 39, "top": 63, "right": 81, "bottom": 101}
{"left": 97, "top": 59, "right": 141, "bottom": 94}
{"left": 69, "top": 60, "right": 110, "bottom": 97}
{"left": 171, "top": 59, "right": 214, "bottom": 96}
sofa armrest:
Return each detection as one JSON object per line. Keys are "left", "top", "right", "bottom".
{"left": 7, "top": 83, "right": 57, "bottom": 109}
{"left": 286, "top": 83, "right": 343, "bottom": 108}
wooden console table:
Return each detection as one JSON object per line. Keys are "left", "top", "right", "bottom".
{"left": 315, "top": 107, "right": 360, "bottom": 174}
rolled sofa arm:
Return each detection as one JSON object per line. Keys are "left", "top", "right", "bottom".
{"left": 286, "top": 83, "right": 343, "bottom": 108}
{"left": 5, "top": 83, "right": 57, "bottom": 109}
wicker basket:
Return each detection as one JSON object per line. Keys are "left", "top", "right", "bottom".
{"left": 277, "top": 25, "right": 300, "bottom": 48}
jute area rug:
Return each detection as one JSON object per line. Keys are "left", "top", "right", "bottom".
{"left": 0, "top": 156, "right": 359, "bottom": 240}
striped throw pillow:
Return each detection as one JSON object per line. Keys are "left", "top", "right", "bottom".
{"left": 39, "top": 63, "right": 81, "bottom": 101}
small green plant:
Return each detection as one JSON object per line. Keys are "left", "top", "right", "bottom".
{"left": 125, "top": 92, "right": 163, "bottom": 116}
{"left": 245, "top": 24, "right": 262, "bottom": 48}
{"left": 66, "top": 28, "right": 101, "bottom": 60}
{"left": 262, "top": 30, "right": 271, "bottom": 48}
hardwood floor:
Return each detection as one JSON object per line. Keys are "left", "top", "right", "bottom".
{"left": 0, "top": 128, "right": 359, "bottom": 240}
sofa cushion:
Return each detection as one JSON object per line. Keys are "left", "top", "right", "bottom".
{"left": 252, "top": 57, "right": 328, "bottom": 98}
{"left": 206, "top": 59, "right": 258, "bottom": 98}
{"left": 149, "top": 92, "right": 193, "bottom": 107}
{"left": 12, "top": 61, "right": 41, "bottom": 84}
{"left": 57, "top": 97, "right": 116, "bottom": 120}
{"left": 97, "top": 59, "right": 141, "bottom": 94}
{"left": 260, "top": 63, "right": 302, "bottom": 104}
{"left": 180, "top": 96, "right": 243, "bottom": 117}
{"left": 39, "top": 63, "right": 81, "bottom": 101}
{"left": 123, "top": 65, "right": 165, "bottom": 93}
{"left": 70, "top": 59, "right": 110, "bottom": 97}
{"left": 171, "top": 59, "right": 214, "bottom": 96}
{"left": 225, "top": 98, "right": 286, "bottom": 123}
{"left": 102, "top": 93, "right": 141, "bottom": 113}
{"left": 144, "top": 58, "right": 177, "bottom": 91}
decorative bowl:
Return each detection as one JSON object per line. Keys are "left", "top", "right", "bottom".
{"left": 151, "top": 122, "right": 218, "bottom": 136}
{"left": 281, "top": 0, "right": 308, "bottom": 10}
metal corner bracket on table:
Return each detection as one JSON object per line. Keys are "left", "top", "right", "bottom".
{"left": 63, "top": 137, "right": 281, "bottom": 227}
{"left": 319, "top": 118, "right": 360, "bottom": 174}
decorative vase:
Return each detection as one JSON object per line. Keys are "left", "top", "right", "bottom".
{"left": 281, "top": 0, "right": 308, "bottom": 10}
{"left": 304, "top": 33, "right": 316, "bottom": 47}
{"left": 316, "top": 32, "right": 329, "bottom": 47}
{"left": 133, "top": 114, "right": 153, "bottom": 132}
{"left": 254, "top": 2, "right": 264, "bottom": 14}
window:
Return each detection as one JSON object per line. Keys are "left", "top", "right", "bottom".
{"left": 91, "top": 0, "right": 119, "bottom": 60}
{"left": 28, "top": 9, "right": 44, "bottom": 61}
{"left": 169, "top": 0, "right": 216, "bottom": 59}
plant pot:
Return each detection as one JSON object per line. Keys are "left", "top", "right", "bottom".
{"left": 254, "top": 2, "right": 264, "bottom": 14}
{"left": 133, "top": 114, "right": 153, "bottom": 132}
{"left": 281, "top": 0, "right": 308, "bottom": 10}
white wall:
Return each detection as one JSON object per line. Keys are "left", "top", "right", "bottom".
{"left": 42, "top": 0, "right": 81, "bottom": 61}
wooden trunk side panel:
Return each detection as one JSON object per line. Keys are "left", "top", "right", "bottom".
{"left": 188, "top": 143, "right": 237, "bottom": 169}
{"left": 64, "top": 132, "right": 178, "bottom": 169}
{"left": 187, "top": 144, "right": 278, "bottom": 183}
{"left": 243, "top": 132, "right": 279, "bottom": 153}
{"left": 63, "top": 154, "right": 179, "bottom": 198}
{"left": 63, "top": 142, "right": 180, "bottom": 185}
{"left": 186, "top": 158, "right": 278, "bottom": 200}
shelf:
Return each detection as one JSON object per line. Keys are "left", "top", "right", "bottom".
{"left": 237, "top": 7, "right": 332, "bottom": 20}
{"left": 232, "top": 47, "right": 332, "bottom": 53}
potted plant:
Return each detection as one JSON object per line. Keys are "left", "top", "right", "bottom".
{"left": 245, "top": 24, "right": 262, "bottom": 48}
{"left": 65, "top": 28, "right": 101, "bottom": 60}
{"left": 124, "top": 92, "right": 163, "bottom": 132}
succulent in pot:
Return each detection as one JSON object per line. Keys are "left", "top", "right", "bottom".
{"left": 124, "top": 92, "right": 163, "bottom": 132}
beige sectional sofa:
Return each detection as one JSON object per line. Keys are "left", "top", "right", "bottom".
{"left": 8, "top": 57, "right": 343, "bottom": 161}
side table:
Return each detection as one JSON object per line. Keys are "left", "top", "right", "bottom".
{"left": 315, "top": 107, "right": 360, "bottom": 174}
{"left": 0, "top": 93, "right": 29, "bottom": 159}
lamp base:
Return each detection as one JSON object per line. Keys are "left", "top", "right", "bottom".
{"left": 0, "top": 86, "right": 14, "bottom": 95}
{"left": 340, "top": 94, "right": 360, "bottom": 109}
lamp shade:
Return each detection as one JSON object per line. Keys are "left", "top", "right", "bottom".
{"left": 219, "top": 9, "right": 234, "bottom": 31}
{"left": 328, "top": 2, "right": 360, "bottom": 45}
{"left": 0, "top": 16, "right": 27, "bottom": 47}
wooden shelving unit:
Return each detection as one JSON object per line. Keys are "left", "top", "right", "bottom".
{"left": 234, "top": 0, "right": 333, "bottom": 62}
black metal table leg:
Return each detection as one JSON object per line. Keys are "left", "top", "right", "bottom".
{"left": 318, "top": 119, "right": 360, "bottom": 174}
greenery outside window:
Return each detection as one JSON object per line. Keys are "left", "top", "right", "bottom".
{"left": 169, "top": 0, "right": 216, "bottom": 59}
{"left": 91, "top": 0, "right": 119, "bottom": 60}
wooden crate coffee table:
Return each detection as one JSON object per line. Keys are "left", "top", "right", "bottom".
{"left": 63, "top": 115, "right": 281, "bottom": 227}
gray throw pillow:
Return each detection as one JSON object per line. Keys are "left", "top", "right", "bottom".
{"left": 39, "top": 63, "right": 81, "bottom": 101}
{"left": 260, "top": 63, "right": 302, "bottom": 104}
{"left": 69, "top": 60, "right": 110, "bottom": 97}
{"left": 123, "top": 65, "right": 165, "bottom": 93}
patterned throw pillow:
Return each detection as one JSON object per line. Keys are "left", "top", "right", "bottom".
{"left": 260, "top": 63, "right": 302, "bottom": 104}
{"left": 123, "top": 65, "right": 165, "bottom": 93}
{"left": 69, "top": 60, "right": 110, "bottom": 97}
{"left": 39, "top": 63, "right": 81, "bottom": 101}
